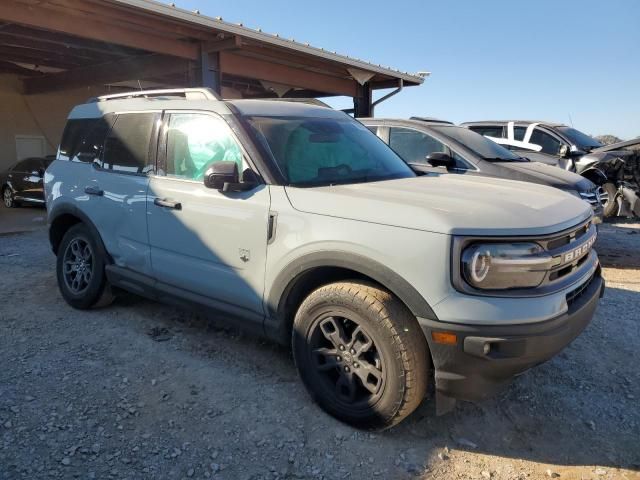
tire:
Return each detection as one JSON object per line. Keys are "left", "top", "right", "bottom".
{"left": 601, "top": 182, "right": 618, "bottom": 218}
{"left": 56, "top": 223, "right": 114, "bottom": 309}
{"left": 292, "top": 281, "right": 430, "bottom": 430}
{"left": 3, "top": 186, "right": 16, "bottom": 208}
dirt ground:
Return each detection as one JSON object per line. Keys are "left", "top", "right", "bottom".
{"left": 0, "top": 210, "right": 638, "bottom": 480}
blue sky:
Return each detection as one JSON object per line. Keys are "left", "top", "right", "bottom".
{"left": 177, "top": 0, "right": 639, "bottom": 139}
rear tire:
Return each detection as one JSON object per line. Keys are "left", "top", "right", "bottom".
{"left": 56, "top": 223, "right": 113, "bottom": 309}
{"left": 602, "top": 182, "right": 618, "bottom": 218}
{"left": 3, "top": 187, "right": 16, "bottom": 208}
{"left": 292, "top": 281, "right": 429, "bottom": 430}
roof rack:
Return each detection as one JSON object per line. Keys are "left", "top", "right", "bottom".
{"left": 89, "top": 88, "right": 221, "bottom": 103}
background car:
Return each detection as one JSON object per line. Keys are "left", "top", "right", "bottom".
{"left": 461, "top": 120, "right": 638, "bottom": 217}
{"left": 1, "top": 155, "right": 54, "bottom": 208}
{"left": 362, "top": 118, "right": 604, "bottom": 220}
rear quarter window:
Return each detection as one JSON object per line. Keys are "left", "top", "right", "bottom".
{"left": 59, "top": 117, "right": 113, "bottom": 164}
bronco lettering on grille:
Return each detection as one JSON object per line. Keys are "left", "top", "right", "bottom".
{"left": 563, "top": 234, "right": 596, "bottom": 263}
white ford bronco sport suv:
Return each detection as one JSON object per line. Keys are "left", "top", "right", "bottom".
{"left": 45, "top": 88, "right": 604, "bottom": 429}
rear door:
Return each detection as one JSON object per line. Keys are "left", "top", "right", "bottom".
{"left": 88, "top": 111, "right": 159, "bottom": 277}
{"left": 147, "top": 110, "right": 270, "bottom": 321}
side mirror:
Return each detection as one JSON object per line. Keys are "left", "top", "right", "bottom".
{"left": 559, "top": 145, "right": 571, "bottom": 158}
{"left": 203, "top": 161, "right": 257, "bottom": 192}
{"left": 426, "top": 152, "right": 455, "bottom": 169}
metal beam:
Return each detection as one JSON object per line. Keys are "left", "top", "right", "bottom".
{"left": 23, "top": 54, "right": 189, "bottom": 94}
{"left": 353, "top": 82, "right": 373, "bottom": 118}
{"left": 220, "top": 51, "right": 357, "bottom": 97}
{"left": 0, "top": 1, "right": 199, "bottom": 60}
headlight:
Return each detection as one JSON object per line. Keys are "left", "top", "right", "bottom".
{"left": 461, "top": 242, "right": 551, "bottom": 290}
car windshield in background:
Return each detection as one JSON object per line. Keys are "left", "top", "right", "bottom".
{"left": 556, "top": 126, "right": 602, "bottom": 151}
{"left": 246, "top": 116, "right": 415, "bottom": 187}
{"left": 431, "top": 125, "right": 526, "bottom": 162}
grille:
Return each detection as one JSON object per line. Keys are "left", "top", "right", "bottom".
{"left": 566, "top": 269, "right": 599, "bottom": 306}
{"left": 580, "top": 188, "right": 605, "bottom": 207}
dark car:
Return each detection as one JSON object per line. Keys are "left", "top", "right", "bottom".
{"left": 461, "top": 120, "right": 639, "bottom": 217}
{"left": 1, "top": 156, "right": 54, "bottom": 208}
{"left": 361, "top": 118, "right": 604, "bottom": 220}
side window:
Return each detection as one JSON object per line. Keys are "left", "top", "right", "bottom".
{"left": 365, "top": 125, "right": 378, "bottom": 135}
{"left": 529, "top": 128, "right": 562, "bottom": 155}
{"left": 450, "top": 151, "right": 474, "bottom": 171}
{"left": 513, "top": 126, "right": 527, "bottom": 141}
{"left": 16, "top": 158, "right": 40, "bottom": 173}
{"left": 59, "top": 118, "right": 113, "bottom": 164}
{"left": 102, "top": 113, "right": 157, "bottom": 174}
{"left": 468, "top": 126, "right": 504, "bottom": 138}
{"left": 389, "top": 127, "right": 446, "bottom": 164}
{"left": 164, "top": 113, "right": 243, "bottom": 181}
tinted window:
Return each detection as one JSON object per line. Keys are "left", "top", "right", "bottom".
{"left": 529, "top": 129, "right": 562, "bottom": 155}
{"left": 16, "top": 158, "right": 42, "bottom": 172}
{"left": 247, "top": 115, "right": 414, "bottom": 187}
{"left": 555, "top": 126, "right": 602, "bottom": 150}
{"left": 389, "top": 127, "right": 447, "bottom": 165}
{"left": 165, "top": 113, "right": 243, "bottom": 181}
{"left": 514, "top": 126, "right": 527, "bottom": 141}
{"left": 468, "top": 126, "right": 504, "bottom": 138}
{"left": 103, "top": 113, "right": 156, "bottom": 174}
{"left": 432, "top": 126, "right": 525, "bottom": 161}
{"left": 59, "top": 118, "right": 112, "bottom": 164}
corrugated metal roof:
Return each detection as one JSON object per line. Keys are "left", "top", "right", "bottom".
{"left": 110, "top": 0, "right": 424, "bottom": 86}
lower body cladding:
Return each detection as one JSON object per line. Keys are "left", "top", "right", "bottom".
{"left": 418, "top": 269, "right": 604, "bottom": 413}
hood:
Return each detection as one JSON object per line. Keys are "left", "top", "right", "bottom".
{"left": 285, "top": 175, "right": 592, "bottom": 236}
{"left": 592, "top": 138, "right": 640, "bottom": 154}
{"left": 496, "top": 161, "right": 594, "bottom": 191}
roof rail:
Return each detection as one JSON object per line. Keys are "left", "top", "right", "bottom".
{"left": 89, "top": 88, "right": 221, "bottom": 103}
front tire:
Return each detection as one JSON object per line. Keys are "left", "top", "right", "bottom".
{"left": 3, "top": 187, "right": 16, "bottom": 208}
{"left": 601, "top": 182, "right": 618, "bottom": 218}
{"left": 56, "top": 223, "right": 113, "bottom": 309}
{"left": 292, "top": 281, "right": 429, "bottom": 430}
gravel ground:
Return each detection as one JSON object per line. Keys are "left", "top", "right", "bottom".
{"left": 0, "top": 220, "right": 639, "bottom": 480}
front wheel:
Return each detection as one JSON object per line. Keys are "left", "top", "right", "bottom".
{"left": 292, "top": 281, "right": 430, "bottom": 430}
{"left": 56, "top": 224, "right": 113, "bottom": 309}
{"left": 601, "top": 182, "right": 618, "bottom": 218}
{"left": 3, "top": 187, "right": 16, "bottom": 208}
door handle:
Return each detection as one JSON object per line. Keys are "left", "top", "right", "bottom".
{"left": 154, "top": 198, "right": 182, "bottom": 210}
{"left": 84, "top": 186, "right": 104, "bottom": 196}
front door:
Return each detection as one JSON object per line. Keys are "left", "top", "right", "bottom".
{"left": 147, "top": 111, "right": 270, "bottom": 321}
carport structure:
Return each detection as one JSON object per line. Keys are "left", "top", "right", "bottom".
{"left": 0, "top": 0, "right": 423, "bottom": 113}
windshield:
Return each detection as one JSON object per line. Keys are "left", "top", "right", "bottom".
{"left": 431, "top": 125, "right": 526, "bottom": 162}
{"left": 556, "top": 126, "right": 602, "bottom": 150}
{"left": 246, "top": 115, "right": 415, "bottom": 187}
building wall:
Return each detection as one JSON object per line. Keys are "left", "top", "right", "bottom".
{"left": 0, "top": 75, "right": 110, "bottom": 171}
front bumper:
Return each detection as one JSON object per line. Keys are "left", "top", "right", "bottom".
{"left": 418, "top": 269, "right": 604, "bottom": 403}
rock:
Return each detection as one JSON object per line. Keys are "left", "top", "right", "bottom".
{"left": 10, "top": 406, "right": 19, "bottom": 414}
{"left": 586, "top": 420, "right": 596, "bottom": 431}
{"left": 210, "top": 463, "right": 220, "bottom": 473}
{"left": 3, "top": 420, "right": 12, "bottom": 429}
{"left": 61, "top": 457, "right": 71, "bottom": 466}
{"left": 187, "top": 468, "right": 195, "bottom": 477}
{"left": 456, "top": 438, "right": 478, "bottom": 449}
{"left": 595, "top": 468, "right": 607, "bottom": 475}
{"left": 481, "top": 471, "right": 491, "bottom": 479}
{"left": 438, "top": 452, "right": 449, "bottom": 461}
{"left": 91, "top": 443, "right": 100, "bottom": 454}
{"left": 546, "top": 469, "right": 560, "bottom": 478}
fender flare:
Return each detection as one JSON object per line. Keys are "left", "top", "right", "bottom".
{"left": 267, "top": 250, "right": 438, "bottom": 322}
{"left": 48, "top": 203, "right": 108, "bottom": 259}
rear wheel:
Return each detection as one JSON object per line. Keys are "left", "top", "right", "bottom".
{"left": 601, "top": 182, "right": 618, "bottom": 218}
{"left": 292, "top": 281, "right": 429, "bottom": 430}
{"left": 56, "top": 224, "right": 113, "bottom": 309}
{"left": 3, "top": 187, "right": 16, "bottom": 208}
